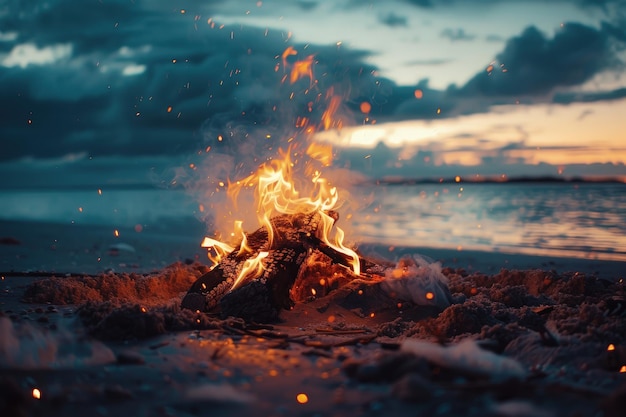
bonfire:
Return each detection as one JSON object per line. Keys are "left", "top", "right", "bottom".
{"left": 1, "top": 47, "right": 625, "bottom": 417}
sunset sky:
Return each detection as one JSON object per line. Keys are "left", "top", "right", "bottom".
{"left": 1, "top": 0, "right": 626, "bottom": 187}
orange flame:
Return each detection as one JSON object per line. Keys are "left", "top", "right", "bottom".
{"left": 290, "top": 55, "right": 315, "bottom": 86}
{"left": 321, "top": 95, "right": 343, "bottom": 130}
{"left": 306, "top": 142, "right": 333, "bottom": 167}
{"left": 201, "top": 47, "right": 361, "bottom": 291}
{"left": 281, "top": 46, "right": 298, "bottom": 69}
{"left": 218, "top": 146, "right": 360, "bottom": 278}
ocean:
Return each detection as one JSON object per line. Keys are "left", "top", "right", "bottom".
{"left": 1, "top": 182, "right": 625, "bottom": 262}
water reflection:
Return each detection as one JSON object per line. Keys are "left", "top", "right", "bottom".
{"left": 351, "top": 183, "right": 626, "bottom": 261}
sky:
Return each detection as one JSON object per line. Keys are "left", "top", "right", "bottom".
{"left": 1, "top": 0, "right": 626, "bottom": 189}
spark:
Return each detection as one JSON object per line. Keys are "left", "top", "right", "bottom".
{"left": 32, "top": 388, "right": 41, "bottom": 400}
{"left": 296, "top": 393, "right": 309, "bottom": 404}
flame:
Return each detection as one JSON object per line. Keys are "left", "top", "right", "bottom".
{"left": 281, "top": 46, "right": 298, "bottom": 69}
{"left": 199, "top": 46, "right": 362, "bottom": 294}
{"left": 201, "top": 236, "right": 235, "bottom": 267}
{"left": 232, "top": 251, "right": 269, "bottom": 290}
{"left": 306, "top": 142, "right": 333, "bottom": 167}
{"left": 290, "top": 54, "right": 315, "bottom": 86}
{"left": 321, "top": 94, "right": 343, "bottom": 130}
{"left": 208, "top": 144, "right": 360, "bottom": 281}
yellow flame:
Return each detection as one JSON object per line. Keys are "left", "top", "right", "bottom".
{"left": 232, "top": 251, "right": 269, "bottom": 290}
{"left": 234, "top": 220, "right": 253, "bottom": 255}
{"left": 306, "top": 142, "right": 333, "bottom": 167}
{"left": 201, "top": 237, "right": 235, "bottom": 267}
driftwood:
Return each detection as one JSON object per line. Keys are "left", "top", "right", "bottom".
{"left": 181, "top": 211, "right": 367, "bottom": 321}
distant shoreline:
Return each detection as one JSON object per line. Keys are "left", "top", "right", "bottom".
{"left": 366, "top": 175, "right": 626, "bottom": 186}
{"left": 0, "top": 175, "right": 624, "bottom": 191}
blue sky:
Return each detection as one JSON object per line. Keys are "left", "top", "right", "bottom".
{"left": 1, "top": 0, "right": 626, "bottom": 188}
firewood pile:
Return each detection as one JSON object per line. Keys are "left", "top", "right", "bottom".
{"left": 181, "top": 211, "right": 452, "bottom": 322}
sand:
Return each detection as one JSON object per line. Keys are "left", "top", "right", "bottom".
{"left": 1, "top": 219, "right": 625, "bottom": 417}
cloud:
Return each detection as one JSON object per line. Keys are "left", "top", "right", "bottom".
{"left": 460, "top": 23, "right": 616, "bottom": 96}
{"left": 0, "top": 0, "right": 391, "bottom": 180}
{"left": 406, "top": 58, "right": 452, "bottom": 66}
{"left": 553, "top": 87, "right": 626, "bottom": 103}
{"left": 440, "top": 28, "right": 476, "bottom": 42}
{"left": 378, "top": 12, "right": 409, "bottom": 27}
{"left": 2, "top": 42, "right": 73, "bottom": 68}
{"left": 1, "top": 0, "right": 625, "bottom": 188}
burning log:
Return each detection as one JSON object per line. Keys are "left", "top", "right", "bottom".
{"left": 182, "top": 210, "right": 453, "bottom": 323}
{"left": 181, "top": 211, "right": 361, "bottom": 320}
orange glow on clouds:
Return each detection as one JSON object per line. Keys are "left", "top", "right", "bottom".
{"left": 313, "top": 98, "right": 626, "bottom": 169}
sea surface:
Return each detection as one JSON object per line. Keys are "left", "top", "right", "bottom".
{"left": 1, "top": 182, "right": 625, "bottom": 262}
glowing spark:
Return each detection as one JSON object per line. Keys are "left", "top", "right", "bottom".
{"left": 281, "top": 46, "right": 297, "bottom": 69}
{"left": 32, "top": 388, "right": 41, "bottom": 400}
{"left": 114, "top": 229, "right": 120, "bottom": 237}
{"left": 289, "top": 55, "right": 315, "bottom": 85}
{"left": 296, "top": 393, "right": 309, "bottom": 404}
{"left": 608, "top": 344, "right": 616, "bottom": 351}
{"left": 414, "top": 89, "right": 423, "bottom": 99}
{"left": 425, "top": 292, "right": 435, "bottom": 300}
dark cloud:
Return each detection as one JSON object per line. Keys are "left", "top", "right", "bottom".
{"left": 460, "top": 23, "right": 616, "bottom": 96}
{"left": 0, "top": 0, "right": 386, "bottom": 170}
{"left": 1, "top": 0, "right": 625, "bottom": 189}
{"left": 378, "top": 12, "right": 409, "bottom": 27}
{"left": 402, "top": 0, "right": 626, "bottom": 9}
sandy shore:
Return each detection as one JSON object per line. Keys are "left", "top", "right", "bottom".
{"left": 2, "top": 219, "right": 623, "bottom": 278}
{"left": 1, "top": 219, "right": 625, "bottom": 417}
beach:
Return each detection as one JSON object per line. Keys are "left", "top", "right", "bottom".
{"left": 1, "top": 218, "right": 625, "bottom": 417}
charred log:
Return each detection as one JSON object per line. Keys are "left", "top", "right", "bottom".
{"left": 181, "top": 211, "right": 359, "bottom": 319}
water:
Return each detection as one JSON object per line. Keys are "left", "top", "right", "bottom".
{"left": 350, "top": 182, "right": 626, "bottom": 261}
{"left": 1, "top": 183, "right": 625, "bottom": 261}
